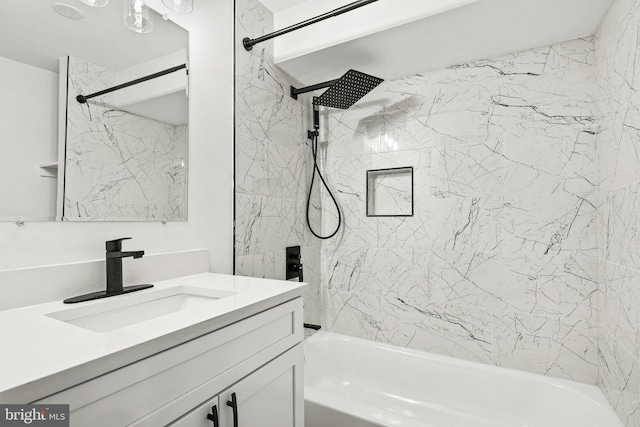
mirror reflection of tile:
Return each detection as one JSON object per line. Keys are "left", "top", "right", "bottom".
{"left": 366, "top": 167, "right": 414, "bottom": 217}
{"left": 64, "top": 56, "right": 188, "bottom": 222}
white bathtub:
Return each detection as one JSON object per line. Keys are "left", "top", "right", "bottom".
{"left": 304, "top": 332, "right": 621, "bottom": 427}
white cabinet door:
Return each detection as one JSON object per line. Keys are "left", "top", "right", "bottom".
{"left": 219, "top": 344, "right": 304, "bottom": 427}
{"left": 170, "top": 396, "right": 220, "bottom": 427}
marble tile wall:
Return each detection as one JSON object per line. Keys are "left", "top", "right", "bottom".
{"left": 65, "top": 56, "right": 187, "bottom": 221}
{"left": 596, "top": 0, "right": 640, "bottom": 424}
{"left": 234, "top": 0, "right": 321, "bottom": 325}
{"left": 234, "top": 1, "right": 640, "bottom": 409}
{"left": 319, "top": 37, "right": 599, "bottom": 383}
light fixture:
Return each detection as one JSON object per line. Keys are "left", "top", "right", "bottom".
{"left": 78, "top": 0, "right": 109, "bottom": 7}
{"left": 53, "top": 3, "right": 84, "bottom": 19}
{"left": 123, "top": 0, "right": 153, "bottom": 33}
{"left": 162, "top": 0, "right": 193, "bottom": 14}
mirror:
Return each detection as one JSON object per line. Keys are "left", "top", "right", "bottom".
{"left": 0, "top": 0, "right": 189, "bottom": 222}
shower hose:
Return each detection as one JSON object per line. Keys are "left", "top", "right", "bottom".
{"left": 306, "top": 133, "right": 342, "bottom": 239}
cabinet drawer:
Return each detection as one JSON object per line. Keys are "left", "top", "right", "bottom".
{"left": 36, "top": 298, "right": 303, "bottom": 427}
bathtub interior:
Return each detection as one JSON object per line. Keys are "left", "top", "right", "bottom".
{"left": 304, "top": 332, "right": 622, "bottom": 427}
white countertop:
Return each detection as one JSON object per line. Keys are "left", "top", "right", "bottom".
{"left": 0, "top": 273, "right": 306, "bottom": 403}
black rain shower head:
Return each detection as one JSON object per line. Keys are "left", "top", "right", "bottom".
{"left": 290, "top": 69, "right": 384, "bottom": 109}
{"left": 313, "top": 70, "right": 384, "bottom": 109}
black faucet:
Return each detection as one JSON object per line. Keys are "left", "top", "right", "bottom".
{"left": 64, "top": 237, "right": 153, "bottom": 304}
{"left": 106, "top": 237, "right": 145, "bottom": 294}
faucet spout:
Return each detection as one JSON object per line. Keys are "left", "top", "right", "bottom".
{"left": 111, "top": 250, "right": 145, "bottom": 259}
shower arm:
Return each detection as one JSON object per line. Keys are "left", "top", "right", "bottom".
{"left": 243, "top": 0, "right": 379, "bottom": 51}
{"left": 291, "top": 80, "right": 339, "bottom": 100}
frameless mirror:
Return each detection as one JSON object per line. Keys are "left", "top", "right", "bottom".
{"left": 0, "top": 0, "right": 189, "bottom": 222}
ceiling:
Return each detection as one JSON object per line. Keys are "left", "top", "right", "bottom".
{"left": 259, "top": 0, "right": 613, "bottom": 85}
{"left": 121, "top": 90, "right": 188, "bottom": 125}
{"left": 0, "top": 0, "right": 188, "bottom": 73}
{"left": 258, "top": 0, "right": 307, "bottom": 13}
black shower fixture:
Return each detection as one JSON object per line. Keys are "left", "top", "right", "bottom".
{"left": 298, "top": 69, "right": 384, "bottom": 240}
{"left": 291, "top": 70, "right": 384, "bottom": 109}
{"left": 292, "top": 69, "right": 384, "bottom": 138}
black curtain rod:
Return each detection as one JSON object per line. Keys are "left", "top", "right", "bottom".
{"left": 243, "top": 0, "right": 380, "bottom": 51}
{"left": 76, "top": 64, "right": 187, "bottom": 104}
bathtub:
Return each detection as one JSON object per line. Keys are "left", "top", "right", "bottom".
{"left": 304, "top": 332, "right": 621, "bottom": 427}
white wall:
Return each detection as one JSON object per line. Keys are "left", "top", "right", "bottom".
{"left": 0, "top": 56, "right": 58, "bottom": 221}
{"left": 0, "top": 0, "right": 233, "bottom": 274}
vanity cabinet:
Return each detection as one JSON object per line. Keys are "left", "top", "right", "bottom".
{"left": 171, "top": 345, "right": 302, "bottom": 427}
{"left": 35, "top": 298, "right": 304, "bottom": 427}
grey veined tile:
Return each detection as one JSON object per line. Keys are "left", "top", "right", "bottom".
{"left": 492, "top": 311, "right": 598, "bottom": 383}
{"left": 599, "top": 328, "right": 640, "bottom": 426}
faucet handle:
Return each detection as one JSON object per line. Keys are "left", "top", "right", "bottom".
{"left": 106, "top": 237, "right": 132, "bottom": 252}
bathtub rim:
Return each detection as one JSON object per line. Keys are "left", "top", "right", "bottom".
{"left": 304, "top": 331, "right": 610, "bottom": 410}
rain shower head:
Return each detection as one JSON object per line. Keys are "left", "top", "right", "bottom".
{"left": 291, "top": 69, "right": 384, "bottom": 140}
{"left": 313, "top": 70, "right": 384, "bottom": 109}
{"left": 290, "top": 69, "right": 384, "bottom": 109}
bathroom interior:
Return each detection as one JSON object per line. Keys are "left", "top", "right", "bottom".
{"left": 0, "top": 0, "right": 638, "bottom": 425}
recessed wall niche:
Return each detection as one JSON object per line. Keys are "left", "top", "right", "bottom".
{"left": 366, "top": 167, "right": 414, "bottom": 217}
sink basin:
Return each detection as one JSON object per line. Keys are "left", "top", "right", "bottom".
{"left": 46, "top": 285, "right": 237, "bottom": 332}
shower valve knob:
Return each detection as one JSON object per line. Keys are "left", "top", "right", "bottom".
{"left": 286, "top": 246, "right": 303, "bottom": 281}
